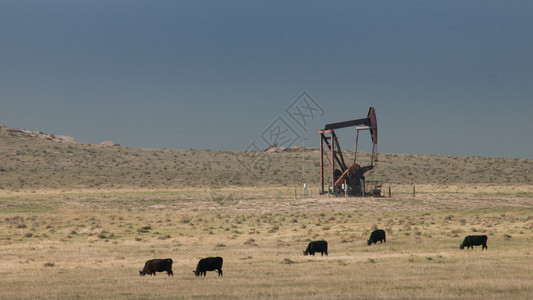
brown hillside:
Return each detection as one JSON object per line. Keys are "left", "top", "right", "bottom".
{"left": 0, "top": 129, "right": 531, "bottom": 191}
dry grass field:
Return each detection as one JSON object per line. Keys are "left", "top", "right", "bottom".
{"left": 1, "top": 187, "right": 532, "bottom": 299}
{"left": 1, "top": 131, "right": 532, "bottom": 298}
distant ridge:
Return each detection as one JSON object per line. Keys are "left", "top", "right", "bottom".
{"left": 0, "top": 125, "right": 531, "bottom": 191}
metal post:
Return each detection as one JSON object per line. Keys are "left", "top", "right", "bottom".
{"left": 354, "top": 128, "right": 360, "bottom": 164}
{"left": 344, "top": 179, "right": 347, "bottom": 199}
{"left": 301, "top": 136, "right": 305, "bottom": 197}
{"left": 320, "top": 134, "right": 324, "bottom": 194}
{"left": 331, "top": 132, "right": 335, "bottom": 196}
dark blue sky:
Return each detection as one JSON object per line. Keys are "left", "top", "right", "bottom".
{"left": 1, "top": 1, "right": 532, "bottom": 158}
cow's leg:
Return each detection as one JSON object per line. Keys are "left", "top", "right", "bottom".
{"left": 218, "top": 269, "right": 223, "bottom": 276}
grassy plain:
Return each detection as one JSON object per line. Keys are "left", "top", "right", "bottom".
{"left": 1, "top": 187, "right": 532, "bottom": 299}
{"left": 1, "top": 133, "right": 532, "bottom": 298}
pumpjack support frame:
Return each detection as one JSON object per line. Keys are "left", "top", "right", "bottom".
{"left": 317, "top": 107, "right": 378, "bottom": 196}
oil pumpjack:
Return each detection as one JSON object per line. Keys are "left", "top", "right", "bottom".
{"left": 317, "top": 107, "right": 378, "bottom": 196}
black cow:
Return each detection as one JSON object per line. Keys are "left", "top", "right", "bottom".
{"left": 367, "top": 229, "right": 386, "bottom": 246}
{"left": 194, "top": 257, "right": 223, "bottom": 277}
{"left": 460, "top": 235, "right": 488, "bottom": 250}
{"left": 303, "top": 240, "right": 328, "bottom": 256}
{"left": 139, "top": 258, "right": 173, "bottom": 276}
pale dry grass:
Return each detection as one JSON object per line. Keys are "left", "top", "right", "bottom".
{"left": 389, "top": 183, "right": 533, "bottom": 195}
{"left": 1, "top": 185, "right": 532, "bottom": 214}
{"left": 0, "top": 187, "right": 532, "bottom": 299}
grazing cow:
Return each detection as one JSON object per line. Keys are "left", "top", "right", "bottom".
{"left": 367, "top": 229, "right": 386, "bottom": 246}
{"left": 303, "top": 240, "right": 328, "bottom": 256}
{"left": 139, "top": 258, "right": 173, "bottom": 276}
{"left": 194, "top": 257, "right": 223, "bottom": 277}
{"left": 460, "top": 235, "right": 488, "bottom": 250}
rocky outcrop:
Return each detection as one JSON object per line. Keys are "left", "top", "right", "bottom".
{"left": 1, "top": 126, "right": 77, "bottom": 143}
{"left": 264, "top": 143, "right": 278, "bottom": 153}
{"left": 100, "top": 141, "right": 120, "bottom": 146}
{"left": 263, "top": 144, "right": 317, "bottom": 153}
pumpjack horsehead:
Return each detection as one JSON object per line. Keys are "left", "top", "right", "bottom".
{"left": 317, "top": 107, "right": 378, "bottom": 196}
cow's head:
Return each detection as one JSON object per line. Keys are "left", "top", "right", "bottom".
{"left": 367, "top": 240, "right": 372, "bottom": 246}
{"left": 459, "top": 243, "right": 465, "bottom": 250}
{"left": 139, "top": 270, "right": 145, "bottom": 276}
{"left": 303, "top": 250, "right": 308, "bottom": 256}
{"left": 193, "top": 270, "right": 199, "bottom": 276}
